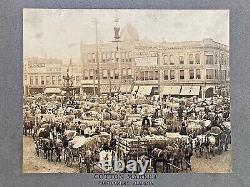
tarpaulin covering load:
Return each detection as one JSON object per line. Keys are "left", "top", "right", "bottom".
{"left": 70, "top": 136, "right": 94, "bottom": 149}
{"left": 162, "top": 86, "right": 181, "bottom": 95}
{"left": 44, "top": 88, "right": 61, "bottom": 94}
{"left": 137, "top": 86, "right": 153, "bottom": 95}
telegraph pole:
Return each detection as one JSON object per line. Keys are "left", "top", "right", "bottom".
{"left": 92, "top": 18, "right": 101, "bottom": 98}
{"left": 112, "top": 17, "right": 122, "bottom": 94}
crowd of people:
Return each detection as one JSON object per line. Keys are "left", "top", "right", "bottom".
{"left": 23, "top": 92, "right": 231, "bottom": 173}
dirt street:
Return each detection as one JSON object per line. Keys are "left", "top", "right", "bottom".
{"left": 23, "top": 136, "right": 78, "bottom": 173}
{"left": 191, "top": 146, "right": 232, "bottom": 173}
{"left": 23, "top": 136, "right": 232, "bottom": 173}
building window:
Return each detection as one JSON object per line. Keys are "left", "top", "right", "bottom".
{"left": 221, "top": 54, "right": 224, "bottom": 65}
{"left": 170, "top": 70, "right": 175, "bottom": 80}
{"left": 140, "top": 72, "right": 145, "bottom": 80}
{"left": 58, "top": 76, "right": 61, "bottom": 85}
{"left": 144, "top": 71, "right": 149, "bottom": 80}
{"left": 179, "top": 70, "right": 184, "bottom": 79}
{"left": 215, "top": 69, "right": 218, "bottom": 79}
{"left": 215, "top": 53, "right": 218, "bottom": 64}
{"left": 35, "top": 76, "right": 39, "bottom": 85}
{"left": 163, "top": 55, "right": 168, "bottom": 64}
{"left": 89, "top": 69, "right": 94, "bottom": 80}
{"left": 148, "top": 71, "right": 153, "bottom": 80}
{"left": 109, "top": 70, "right": 114, "bottom": 79}
{"left": 41, "top": 76, "right": 44, "bottom": 85}
{"left": 206, "top": 55, "right": 214, "bottom": 65}
{"left": 196, "top": 69, "right": 201, "bottom": 79}
{"left": 189, "top": 54, "right": 194, "bottom": 64}
{"left": 169, "top": 55, "right": 174, "bottom": 65}
{"left": 30, "top": 76, "right": 33, "bottom": 85}
{"left": 127, "top": 68, "right": 132, "bottom": 79}
{"left": 164, "top": 70, "right": 168, "bottom": 80}
{"left": 102, "top": 69, "right": 107, "bottom": 79}
{"left": 195, "top": 54, "right": 200, "bottom": 64}
{"left": 155, "top": 71, "right": 159, "bottom": 80}
{"left": 122, "top": 68, "right": 127, "bottom": 78}
{"left": 84, "top": 70, "right": 89, "bottom": 80}
{"left": 206, "top": 69, "right": 214, "bottom": 79}
{"left": 179, "top": 56, "right": 184, "bottom": 64}
{"left": 114, "top": 69, "right": 119, "bottom": 79}
{"left": 46, "top": 76, "right": 50, "bottom": 85}
{"left": 189, "top": 70, "right": 194, "bottom": 79}
{"left": 115, "top": 52, "right": 119, "bottom": 62}
{"left": 52, "top": 76, "right": 56, "bottom": 85}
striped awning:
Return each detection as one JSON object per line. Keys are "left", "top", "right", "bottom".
{"left": 162, "top": 86, "right": 181, "bottom": 95}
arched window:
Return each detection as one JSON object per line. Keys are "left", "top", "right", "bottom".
{"left": 163, "top": 55, "right": 168, "bottom": 64}
{"left": 195, "top": 54, "right": 200, "bottom": 64}
{"left": 169, "top": 55, "right": 174, "bottom": 65}
{"left": 189, "top": 54, "right": 194, "bottom": 64}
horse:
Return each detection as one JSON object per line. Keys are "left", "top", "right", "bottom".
{"left": 151, "top": 146, "right": 178, "bottom": 173}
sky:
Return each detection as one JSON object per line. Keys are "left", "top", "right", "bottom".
{"left": 23, "top": 9, "right": 229, "bottom": 62}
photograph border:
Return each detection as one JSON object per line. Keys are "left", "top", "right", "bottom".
{"left": 0, "top": 0, "right": 250, "bottom": 187}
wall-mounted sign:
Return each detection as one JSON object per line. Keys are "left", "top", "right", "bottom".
{"left": 135, "top": 56, "right": 158, "bottom": 66}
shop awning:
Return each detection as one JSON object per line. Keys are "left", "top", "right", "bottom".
{"left": 162, "top": 86, "right": 181, "bottom": 95}
{"left": 180, "top": 86, "right": 192, "bottom": 96}
{"left": 119, "top": 85, "right": 132, "bottom": 93}
{"left": 44, "top": 88, "right": 61, "bottom": 94}
{"left": 137, "top": 86, "right": 153, "bottom": 96}
{"left": 131, "top": 86, "right": 139, "bottom": 95}
{"left": 81, "top": 85, "right": 96, "bottom": 88}
{"left": 180, "top": 86, "right": 200, "bottom": 96}
{"left": 100, "top": 85, "right": 120, "bottom": 93}
{"left": 189, "top": 86, "right": 200, "bottom": 96}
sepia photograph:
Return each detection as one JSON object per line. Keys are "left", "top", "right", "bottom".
{"left": 23, "top": 9, "right": 231, "bottom": 173}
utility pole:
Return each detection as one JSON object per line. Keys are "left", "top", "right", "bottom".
{"left": 157, "top": 52, "right": 162, "bottom": 109}
{"left": 112, "top": 17, "right": 122, "bottom": 95}
{"left": 92, "top": 18, "right": 101, "bottom": 99}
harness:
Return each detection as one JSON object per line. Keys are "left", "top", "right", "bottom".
{"left": 157, "top": 150, "right": 163, "bottom": 158}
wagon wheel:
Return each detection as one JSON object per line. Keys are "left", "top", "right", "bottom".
{"left": 78, "top": 153, "right": 85, "bottom": 173}
{"left": 64, "top": 148, "right": 73, "bottom": 167}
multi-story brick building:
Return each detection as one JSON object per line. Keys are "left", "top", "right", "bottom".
{"left": 23, "top": 57, "right": 82, "bottom": 96}
{"left": 135, "top": 39, "right": 229, "bottom": 98}
{"left": 24, "top": 25, "right": 229, "bottom": 98}
{"left": 80, "top": 24, "right": 137, "bottom": 95}
{"left": 80, "top": 24, "right": 229, "bottom": 98}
